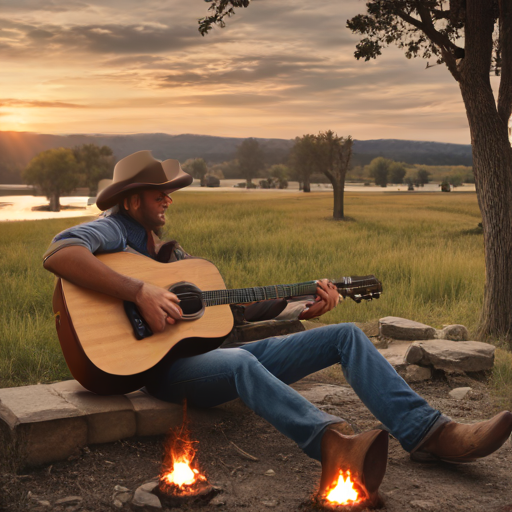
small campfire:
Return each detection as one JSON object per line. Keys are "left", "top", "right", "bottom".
{"left": 323, "top": 470, "right": 363, "bottom": 507}
{"left": 315, "top": 469, "right": 381, "bottom": 511}
{"left": 155, "top": 404, "right": 218, "bottom": 508}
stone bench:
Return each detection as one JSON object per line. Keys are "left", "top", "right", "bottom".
{"left": 0, "top": 380, "right": 183, "bottom": 471}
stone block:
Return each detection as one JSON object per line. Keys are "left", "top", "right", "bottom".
{"left": 379, "top": 317, "right": 436, "bottom": 340}
{"left": 127, "top": 391, "right": 182, "bottom": 437}
{"left": 0, "top": 384, "right": 87, "bottom": 468}
{"left": 405, "top": 340, "right": 495, "bottom": 372}
{"left": 404, "top": 365, "right": 432, "bottom": 383}
{"left": 50, "top": 380, "right": 136, "bottom": 444}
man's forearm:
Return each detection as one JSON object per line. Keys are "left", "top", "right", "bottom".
{"left": 43, "top": 246, "right": 143, "bottom": 302}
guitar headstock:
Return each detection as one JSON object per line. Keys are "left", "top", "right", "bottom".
{"left": 332, "top": 275, "right": 383, "bottom": 303}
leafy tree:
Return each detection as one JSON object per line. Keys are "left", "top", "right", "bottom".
{"left": 389, "top": 161, "right": 406, "bottom": 184}
{"left": 182, "top": 158, "right": 209, "bottom": 186}
{"left": 316, "top": 131, "right": 353, "bottom": 220}
{"left": 23, "top": 148, "right": 80, "bottom": 212}
{"left": 197, "top": 0, "right": 512, "bottom": 342}
{"left": 236, "top": 138, "right": 264, "bottom": 187}
{"left": 210, "top": 159, "right": 240, "bottom": 179}
{"left": 368, "top": 157, "right": 391, "bottom": 187}
{"left": 73, "top": 144, "right": 114, "bottom": 196}
{"left": 269, "top": 164, "right": 289, "bottom": 189}
{"left": 289, "top": 135, "right": 318, "bottom": 192}
{"left": 448, "top": 173, "right": 465, "bottom": 187}
{"left": 416, "top": 168, "right": 431, "bottom": 186}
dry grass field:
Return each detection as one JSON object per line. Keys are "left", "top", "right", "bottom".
{"left": 2, "top": 190, "right": 509, "bottom": 399}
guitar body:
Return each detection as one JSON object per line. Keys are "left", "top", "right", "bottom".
{"left": 53, "top": 253, "right": 234, "bottom": 395}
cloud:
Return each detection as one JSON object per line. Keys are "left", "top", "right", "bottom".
{"left": 0, "top": 98, "right": 87, "bottom": 108}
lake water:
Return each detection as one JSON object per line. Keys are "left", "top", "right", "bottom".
{"left": 0, "top": 182, "right": 476, "bottom": 222}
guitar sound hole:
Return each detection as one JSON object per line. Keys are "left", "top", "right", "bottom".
{"left": 168, "top": 282, "right": 205, "bottom": 320}
{"left": 178, "top": 294, "right": 203, "bottom": 315}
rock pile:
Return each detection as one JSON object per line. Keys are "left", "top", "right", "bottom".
{"left": 377, "top": 316, "right": 495, "bottom": 383}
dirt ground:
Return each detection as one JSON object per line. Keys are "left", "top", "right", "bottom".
{"left": 1, "top": 369, "right": 511, "bottom": 512}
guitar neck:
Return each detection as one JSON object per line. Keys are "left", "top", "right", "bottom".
{"left": 201, "top": 275, "right": 381, "bottom": 307}
{"left": 201, "top": 281, "right": 318, "bottom": 307}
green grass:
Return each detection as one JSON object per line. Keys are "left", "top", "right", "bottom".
{"left": 0, "top": 190, "right": 492, "bottom": 388}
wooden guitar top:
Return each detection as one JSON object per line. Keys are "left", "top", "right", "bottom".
{"left": 61, "top": 253, "right": 234, "bottom": 376}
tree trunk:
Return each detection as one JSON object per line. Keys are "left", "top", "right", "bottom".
{"left": 303, "top": 177, "right": 311, "bottom": 193}
{"left": 459, "top": 77, "right": 512, "bottom": 341}
{"left": 49, "top": 193, "right": 60, "bottom": 212}
{"left": 332, "top": 180, "right": 344, "bottom": 219}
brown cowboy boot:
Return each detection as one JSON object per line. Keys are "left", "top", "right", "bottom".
{"left": 411, "top": 411, "right": 512, "bottom": 463}
{"left": 320, "top": 427, "right": 389, "bottom": 505}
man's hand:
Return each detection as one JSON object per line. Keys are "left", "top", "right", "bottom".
{"left": 135, "top": 282, "right": 183, "bottom": 333}
{"left": 299, "top": 279, "right": 341, "bottom": 320}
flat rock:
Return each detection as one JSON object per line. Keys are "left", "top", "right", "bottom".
{"left": 404, "top": 365, "right": 432, "bottom": 383}
{"left": 449, "top": 387, "right": 472, "bottom": 400}
{"left": 405, "top": 340, "right": 495, "bottom": 372}
{"left": 378, "top": 341, "right": 412, "bottom": 369}
{"left": 437, "top": 324, "right": 469, "bottom": 341}
{"left": 379, "top": 317, "right": 436, "bottom": 340}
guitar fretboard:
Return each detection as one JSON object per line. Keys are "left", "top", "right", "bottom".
{"left": 202, "top": 281, "right": 318, "bottom": 307}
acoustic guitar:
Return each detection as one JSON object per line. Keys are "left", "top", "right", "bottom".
{"left": 53, "top": 252, "right": 382, "bottom": 395}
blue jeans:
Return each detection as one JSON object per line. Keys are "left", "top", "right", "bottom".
{"left": 146, "top": 324, "right": 441, "bottom": 461}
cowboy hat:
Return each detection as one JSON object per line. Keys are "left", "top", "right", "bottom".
{"left": 96, "top": 150, "right": 193, "bottom": 211}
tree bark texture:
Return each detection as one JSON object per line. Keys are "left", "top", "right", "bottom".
{"left": 332, "top": 181, "right": 345, "bottom": 220}
{"left": 49, "top": 193, "right": 60, "bottom": 212}
{"left": 459, "top": 0, "right": 512, "bottom": 340}
{"left": 303, "top": 178, "right": 311, "bottom": 193}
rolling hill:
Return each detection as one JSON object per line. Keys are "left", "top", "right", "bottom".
{"left": 0, "top": 131, "right": 472, "bottom": 183}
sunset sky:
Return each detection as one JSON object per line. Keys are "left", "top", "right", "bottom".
{"left": 0, "top": 0, "right": 499, "bottom": 143}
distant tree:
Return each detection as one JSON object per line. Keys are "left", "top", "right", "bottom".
{"left": 289, "top": 135, "right": 318, "bottom": 192}
{"left": 368, "top": 157, "right": 392, "bottom": 187}
{"left": 316, "top": 131, "right": 353, "bottom": 220}
{"left": 23, "top": 148, "right": 80, "bottom": 212}
{"left": 183, "top": 158, "right": 209, "bottom": 186}
{"left": 210, "top": 160, "right": 240, "bottom": 179}
{"left": 236, "top": 138, "right": 264, "bottom": 187}
{"left": 346, "top": 165, "right": 367, "bottom": 181}
{"left": 389, "top": 161, "right": 406, "bottom": 184}
{"left": 447, "top": 173, "right": 464, "bottom": 187}
{"left": 73, "top": 144, "right": 114, "bottom": 196}
{"left": 269, "top": 164, "right": 289, "bottom": 189}
{"left": 416, "top": 168, "right": 431, "bottom": 186}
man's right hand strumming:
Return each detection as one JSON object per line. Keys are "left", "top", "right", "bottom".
{"left": 135, "top": 282, "right": 182, "bottom": 333}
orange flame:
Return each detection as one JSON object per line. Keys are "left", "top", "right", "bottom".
{"left": 325, "top": 470, "right": 361, "bottom": 506}
{"left": 159, "top": 402, "right": 207, "bottom": 495}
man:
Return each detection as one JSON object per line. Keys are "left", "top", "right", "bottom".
{"left": 44, "top": 151, "right": 512, "bottom": 501}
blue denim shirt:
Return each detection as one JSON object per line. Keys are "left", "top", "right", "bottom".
{"left": 43, "top": 212, "right": 153, "bottom": 262}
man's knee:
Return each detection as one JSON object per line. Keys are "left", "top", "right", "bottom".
{"left": 331, "top": 322, "right": 365, "bottom": 342}
{"left": 228, "top": 348, "right": 261, "bottom": 373}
